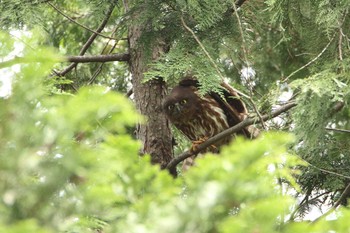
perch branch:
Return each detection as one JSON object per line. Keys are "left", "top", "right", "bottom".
{"left": 166, "top": 102, "right": 297, "bottom": 171}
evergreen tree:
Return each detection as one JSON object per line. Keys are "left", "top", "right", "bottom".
{"left": 1, "top": 0, "right": 350, "bottom": 231}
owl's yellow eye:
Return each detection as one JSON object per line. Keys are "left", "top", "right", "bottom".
{"left": 179, "top": 99, "right": 187, "bottom": 105}
{"left": 168, "top": 104, "right": 174, "bottom": 110}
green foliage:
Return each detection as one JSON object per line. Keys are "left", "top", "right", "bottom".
{"left": 2, "top": 56, "right": 350, "bottom": 233}
{"left": 290, "top": 71, "right": 350, "bottom": 203}
{"left": 0, "top": 52, "right": 308, "bottom": 231}
{"left": 2, "top": 0, "right": 350, "bottom": 231}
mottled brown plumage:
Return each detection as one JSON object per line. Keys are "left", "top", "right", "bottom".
{"left": 163, "top": 78, "right": 258, "bottom": 170}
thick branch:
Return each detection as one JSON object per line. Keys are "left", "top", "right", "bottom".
{"left": 0, "top": 53, "right": 130, "bottom": 69}
{"left": 166, "top": 102, "right": 297, "bottom": 171}
{"left": 66, "top": 53, "right": 130, "bottom": 63}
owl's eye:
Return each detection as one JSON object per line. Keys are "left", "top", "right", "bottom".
{"left": 179, "top": 99, "right": 187, "bottom": 105}
{"left": 168, "top": 104, "right": 174, "bottom": 110}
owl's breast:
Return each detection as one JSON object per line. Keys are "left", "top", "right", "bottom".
{"left": 175, "top": 96, "right": 230, "bottom": 142}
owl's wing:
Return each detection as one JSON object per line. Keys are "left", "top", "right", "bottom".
{"left": 212, "top": 82, "right": 259, "bottom": 138}
{"left": 179, "top": 78, "right": 259, "bottom": 138}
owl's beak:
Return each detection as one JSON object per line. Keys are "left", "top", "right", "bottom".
{"left": 173, "top": 103, "right": 182, "bottom": 114}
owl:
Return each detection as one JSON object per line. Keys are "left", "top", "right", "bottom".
{"left": 163, "top": 78, "right": 258, "bottom": 170}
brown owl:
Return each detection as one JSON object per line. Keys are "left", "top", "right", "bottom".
{"left": 163, "top": 78, "right": 258, "bottom": 170}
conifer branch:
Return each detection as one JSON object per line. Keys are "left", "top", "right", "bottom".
{"left": 312, "top": 182, "right": 350, "bottom": 223}
{"left": 282, "top": 12, "right": 347, "bottom": 82}
{"left": 180, "top": 15, "right": 250, "bottom": 99}
{"left": 303, "top": 160, "right": 350, "bottom": 181}
{"left": 166, "top": 102, "right": 297, "bottom": 171}
{"left": 180, "top": 17, "right": 224, "bottom": 81}
{"left": 282, "top": 33, "right": 336, "bottom": 82}
{"left": 288, "top": 191, "right": 332, "bottom": 222}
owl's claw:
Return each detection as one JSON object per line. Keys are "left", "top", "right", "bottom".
{"left": 190, "top": 137, "right": 217, "bottom": 153}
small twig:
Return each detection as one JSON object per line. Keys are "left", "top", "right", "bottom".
{"left": 53, "top": 3, "right": 116, "bottom": 77}
{"left": 166, "top": 102, "right": 297, "bottom": 171}
{"left": 232, "top": 3, "right": 249, "bottom": 66}
{"left": 282, "top": 34, "right": 336, "bottom": 82}
{"left": 333, "top": 183, "right": 350, "bottom": 209}
{"left": 312, "top": 182, "right": 350, "bottom": 223}
{"left": 325, "top": 127, "right": 350, "bottom": 134}
{"left": 180, "top": 17, "right": 223, "bottom": 80}
{"left": 288, "top": 191, "right": 332, "bottom": 222}
{"left": 47, "top": 2, "right": 116, "bottom": 40}
{"left": 303, "top": 160, "right": 350, "bottom": 180}
{"left": 338, "top": 10, "right": 348, "bottom": 61}
{"left": 338, "top": 27, "right": 344, "bottom": 61}
{"left": 232, "top": 3, "right": 267, "bottom": 129}
{"left": 88, "top": 28, "right": 120, "bottom": 85}
{"left": 180, "top": 16, "right": 250, "bottom": 99}
{"left": 249, "top": 98, "right": 267, "bottom": 129}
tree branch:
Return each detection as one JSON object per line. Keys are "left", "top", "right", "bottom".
{"left": 0, "top": 53, "right": 130, "bottom": 69}
{"left": 53, "top": 3, "right": 116, "bottom": 77}
{"left": 312, "top": 182, "right": 350, "bottom": 223}
{"left": 66, "top": 53, "right": 130, "bottom": 63}
{"left": 325, "top": 127, "right": 350, "bottom": 134}
{"left": 47, "top": 2, "right": 116, "bottom": 40}
{"left": 282, "top": 35, "right": 336, "bottom": 82}
{"left": 166, "top": 102, "right": 297, "bottom": 171}
{"left": 225, "top": 0, "right": 248, "bottom": 15}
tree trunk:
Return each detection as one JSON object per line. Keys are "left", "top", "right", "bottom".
{"left": 128, "top": 22, "right": 176, "bottom": 176}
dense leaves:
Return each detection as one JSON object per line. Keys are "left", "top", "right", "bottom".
{"left": 1, "top": 0, "right": 350, "bottom": 231}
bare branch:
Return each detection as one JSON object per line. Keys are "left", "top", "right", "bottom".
{"left": 282, "top": 35, "right": 336, "bottom": 82}
{"left": 231, "top": 3, "right": 267, "bottom": 129}
{"left": 0, "top": 53, "right": 129, "bottom": 69}
{"left": 166, "top": 102, "right": 297, "bottom": 171}
{"left": 326, "top": 127, "right": 350, "bottom": 134}
{"left": 53, "top": 3, "right": 116, "bottom": 77}
{"left": 66, "top": 53, "right": 130, "bottom": 63}
{"left": 47, "top": 2, "right": 116, "bottom": 40}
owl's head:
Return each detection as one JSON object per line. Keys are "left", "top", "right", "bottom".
{"left": 162, "top": 85, "right": 199, "bottom": 122}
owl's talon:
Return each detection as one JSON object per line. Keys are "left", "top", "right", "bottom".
{"left": 190, "top": 137, "right": 217, "bottom": 152}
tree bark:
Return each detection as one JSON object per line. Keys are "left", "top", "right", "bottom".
{"left": 128, "top": 21, "right": 176, "bottom": 176}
